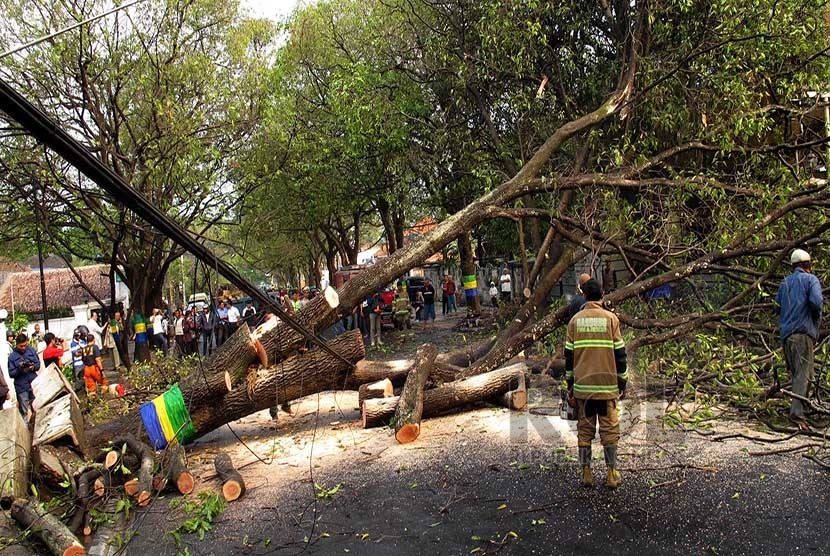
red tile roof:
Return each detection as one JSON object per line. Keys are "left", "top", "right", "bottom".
{"left": 0, "top": 264, "right": 114, "bottom": 312}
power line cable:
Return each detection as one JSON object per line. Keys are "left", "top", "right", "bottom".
{"left": 0, "top": 0, "right": 149, "bottom": 60}
{"left": 0, "top": 77, "right": 353, "bottom": 369}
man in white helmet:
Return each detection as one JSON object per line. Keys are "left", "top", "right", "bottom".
{"left": 776, "top": 249, "right": 823, "bottom": 430}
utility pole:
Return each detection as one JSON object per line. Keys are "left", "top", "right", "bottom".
{"left": 34, "top": 183, "right": 49, "bottom": 329}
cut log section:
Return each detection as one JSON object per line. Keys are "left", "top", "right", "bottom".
{"left": 69, "top": 468, "right": 101, "bottom": 534}
{"left": 34, "top": 445, "right": 83, "bottom": 492}
{"left": 357, "top": 379, "right": 394, "bottom": 408}
{"left": 123, "top": 478, "right": 139, "bottom": 497}
{"left": 393, "top": 344, "right": 437, "bottom": 444}
{"left": 10, "top": 497, "right": 86, "bottom": 556}
{"left": 346, "top": 358, "right": 458, "bottom": 390}
{"left": 493, "top": 368, "right": 527, "bottom": 411}
{"left": 163, "top": 443, "right": 195, "bottom": 495}
{"left": 214, "top": 453, "right": 246, "bottom": 502}
{"left": 110, "top": 435, "right": 154, "bottom": 507}
{"left": 103, "top": 449, "right": 120, "bottom": 471}
{"left": 363, "top": 365, "right": 525, "bottom": 429}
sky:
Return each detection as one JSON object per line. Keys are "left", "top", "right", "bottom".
{"left": 240, "top": 0, "right": 302, "bottom": 20}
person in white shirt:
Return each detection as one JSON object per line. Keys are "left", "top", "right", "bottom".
{"left": 227, "top": 302, "right": 241, "bottom": 334}
{"left": 242, "top": 301, "right": 257, "bottom": 324}
{"left": 87, "top": 310, "right": 105, "bottom": 348}
{"left": 488, "top": 281, "right": 499, "bottom": 308}
{"left": 151, "top": 308, "right": 168, "bottom": 356}
{"left": 499, "top": 268, "right": 512, "bottom": 302}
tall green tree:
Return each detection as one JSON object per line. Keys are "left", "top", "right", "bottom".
{"left": 0, "top": 0, "right": 276, "bottom": 312}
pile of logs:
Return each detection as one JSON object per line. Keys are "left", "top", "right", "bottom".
{"left": 2, "top": 309, "right": 529, "bottom": 553}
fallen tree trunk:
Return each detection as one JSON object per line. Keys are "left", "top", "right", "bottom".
{"left": 181, "top": 322, "right": 261, "bottom": 389}
{"left": 394, "top": 344, "right": 437, "bottom": 443}
{"left": 357, "top": 379, "right": 394, "bottom": 408}
{"left": 437, "top": 338, "right": 496, "bottom": 368}
{"left": 362, "top": 365, "right": 526, "bottom": 429}
{"left": 10, "top": 498, "right": 85, "bottom": 556}
{"left": 214, "top": 453, "right": 245, "bottom": 502}
{"left": 86, "top": 330, "right": 365, "bottom": 451}
{"left": 349, "top": 359, "right": 413, "bottom": 387}
{"left": 345, "top": 358, "right": 467, "bottom": 390}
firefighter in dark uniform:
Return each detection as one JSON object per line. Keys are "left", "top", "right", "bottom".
{"left": 564, "top": 279, "right": 627, "bottom": 489}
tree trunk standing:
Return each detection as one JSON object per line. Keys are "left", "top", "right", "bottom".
{"left": 350, "top": 211, "right": 361, "bottom": 265}
{"left": 393, "top": 344, "right": 437, "bottom": 443}
{"left": 517, "top": 218, "right": 529, "bottom": 296}
{"left": 10, "top": 498, "right": 86, "bottom": 556}
{"left": 524, "top": 196, "right": 543, "bottom": 255}
{"left": 375, "top": 197, "right": 398, "bottom": 253}
{"left": 362, "top": 365, "right": 525, "bottom": 429}
{"left": 393, "top": 207, "right": 406, "bottom": 254}
{"left": 457, "top": 231, "right": 481, "bottom": 315}
{"left": 308, "top": 255, "right": 322, "bottom": 289}
{"left": 85, "top": 330, "right": 365, "bottom": 451}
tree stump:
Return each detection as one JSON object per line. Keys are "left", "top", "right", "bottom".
{"left": 393, "top": 344, "right": 437, "bottom": 443}
{"left": 214, "top": 453, "right": 246, "bottom": 502}
{"left": 10, "top": 498, "right": 85, "bottom": 556}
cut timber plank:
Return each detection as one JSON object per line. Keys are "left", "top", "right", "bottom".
{"left": 31, "top": 364, "right": 75, "bottom": 411}
{"left": 33, "top": 396, "right": 85, "bottom": 451}
{"left": 0, "top": 407, "right": 31, "bottom": 499}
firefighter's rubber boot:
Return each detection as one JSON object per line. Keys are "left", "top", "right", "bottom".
{"left": 604, "top": 445, "right": 622, "bottom": 489}
{"left": 578, "top": 446, "right": 593, "bottom": 488}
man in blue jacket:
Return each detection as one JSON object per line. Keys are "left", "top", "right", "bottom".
{"left": 776, "top": 249, "right": 823, "bottom": 430}
{"left": 8, "top": 333, "right": 41, "bottom": 419}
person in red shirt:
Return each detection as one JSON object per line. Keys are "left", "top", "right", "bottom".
{"left": 446, "top": 276, "right": 457, "bottom": 314}
{"left": 42, "top": 332, "right": 66, "bottom": 368}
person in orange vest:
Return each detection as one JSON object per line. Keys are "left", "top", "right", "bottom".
{"left": 81, "top": 334, "right": 108, "bottom": 397}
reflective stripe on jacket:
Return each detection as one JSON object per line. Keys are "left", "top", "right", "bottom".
{"left": 564, "top": 301, "right": 627, "bottom": 400}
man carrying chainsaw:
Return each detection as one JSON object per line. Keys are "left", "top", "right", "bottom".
{"left": 564, "top": 279, "right": 627, "bottom": 489}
